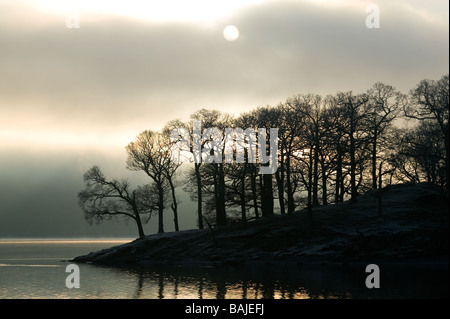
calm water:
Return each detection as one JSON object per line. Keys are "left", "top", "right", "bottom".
{"left": 0, "top": 239, "right": 447, "bottom": 299}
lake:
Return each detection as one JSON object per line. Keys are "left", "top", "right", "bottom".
{"left": 0, "top": 239, "right": 448, "bottom": 299}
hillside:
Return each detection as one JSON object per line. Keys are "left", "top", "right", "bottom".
{"left": 72, "top": 183, "right": 449, "bottom": 267}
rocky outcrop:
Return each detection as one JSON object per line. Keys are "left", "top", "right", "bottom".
{"left": 73, "top": 183, "right": 449, "bottom": 267}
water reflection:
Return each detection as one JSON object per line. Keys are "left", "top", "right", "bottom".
{"left": 1, "top": 240, "right": 446, "bottom": 298}
{"left": 98, "top": 263, "right": 448, "bottom": 299}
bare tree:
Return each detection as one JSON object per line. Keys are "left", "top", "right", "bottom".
{"left": 77, "top": 74, "right": 450, "bottom": 240}
{"left": 283, "top": 94, "right": 318, "bottom": 223}
{"left": 249, "top": 106, "right": 278, "bottom": 217}
{"left": 323, "top": 101, "right": 348, "bottom": 204}
{"left": 277, "top": 101, "right": 305, "bottom": 214}
{"left": 235, "top": 111, "right": 261, "bottom": 219}
{"left": 405, "top": 74, "right": 449, "bottom": 191}
{"left": 175, "top": 109, "right": 230, "bottom": 228}
{"left": 77, "top": 166, "right": 155, "bottom": 238}
{"left": 395, "top": 122, "right": 447, "bottom": 186}
{"left": 365, "top": 82, "right": 404, "bottom": 189}
{"left": 165, "top": 118, "right": 205, "bottom": 229}
{"left": 317, "top": 97, "right": 341, "bottom": 206}
{"left": 333, "top": 91, "right": 369, "bottom": 203}
{"left": 126, "top": 130, "right": 170, "bottom": 233}
{"left": 191, "top": 109, "right": 230, "bottom": 226}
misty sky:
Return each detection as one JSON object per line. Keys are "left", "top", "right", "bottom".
{"left": 0, "top": 0, "right": 448, "bottom": 238}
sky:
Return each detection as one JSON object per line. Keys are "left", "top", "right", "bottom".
{"left": 0, "top": 0, "right": 448, "bottom": 238}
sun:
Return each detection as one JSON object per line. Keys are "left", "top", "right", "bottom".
{"left": 223, "top": 25, "right": 240, "bottom": 41}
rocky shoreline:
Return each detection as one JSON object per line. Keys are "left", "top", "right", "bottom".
{"left": 72, "top": 183, "right": 449, "bottom": 268}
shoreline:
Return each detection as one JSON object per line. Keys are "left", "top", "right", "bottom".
{"left": 74, "top": 244, "right": 449, "bottom": 269}
{"left": 72, "top": 183, "right": 449, "bottom": 270}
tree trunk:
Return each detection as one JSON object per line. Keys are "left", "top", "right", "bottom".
{"left": 286, "top": 153, "right": 295, "bottom": 214}
{"left": 168, "top": 176, "right": 179, "bottom": 232}
{"left": 250, "top": 166, "right": 259, "bottom": 219}
{"left": 260, "top": 172, "right": 274, "bottom": 217}
{"left": 321, "top": 154, "right": 328, "bottom": 206}
{"left": 215, "top": 163, "right": 227, "bottom": 226}
{"left": 350, "top": 125, "right": 357, "bottom": 203}
{"left": 312, "top": 145, "right": 320, "bottom": 206}
{"left": 131, "top": 192, "right": 145, "bottom": 238}
{"left": 371, "top": 131, "right": 378, "bottom": 189}
{"left": 444, "top": 134, "right": 449, "bottom": 193}
{"left": 240, "top": 170, "right": 247, "bottom": 223}
{"left": 240, "top": 152, "right": 248, "bottom": 223}
{"left": 195, "top": 163, "right": 204, "bottom": 229}
{"left": 275, "top": 168, "right": 286, "bottom": 214}
{"left": 307, "top": 150, "right": 313, "bottom": 226}
{"left": 335, "top": 149, "right": 342, "bottom": 204}
{"left": 157, "top": 184, "right": 165, "bottom": 234}
{"left": 378, "top": 161, "right": 383, "bottom": 189}
{"left": 133, "top": 208, "right": 145, "bottom": 238}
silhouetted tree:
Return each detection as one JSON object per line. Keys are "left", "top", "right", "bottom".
{"left": 180, "top": 109, "right": 230, "bottom": 227}
{"left": 235, "top": 111, "right": 261, "bottom": 219}
{"left": 166, "top": 118, "right": 205, "bottom": 229}
{"left": 195, "top": 110, "right": 230, "bottom": 226}
{"left": 126, "top": 130, "right": 170, "bottom": 233}
{"left": 323, "top": 101, "right": 348, "bottom": 203}
{"left": 78, "top": 166, "right": 155, "bottom": 238}
{"left": 87, "top": 73, "right": 448, "bottom": 237}
{"left": 278, "top": 100, "right": 306, "bottom": 214}
{"left": 161, "top": 126, "right": 183, "bottom": 231}
{"left": 250, "top": 106, "right": 278, "bottom": 217}
{"left": 333, "top": 91, "right": 369, "bottom": 203}
{"left": 318, "top": 96, "right": 342, "bottom": 205}
{"left": 395, "top": 122, "right": 446, "bottom": 185}
{"left": 365, "top": 82, "right": 404, "bottom": 189}
{"left": 405, "top": 74, "right": 449, "bottom": 191}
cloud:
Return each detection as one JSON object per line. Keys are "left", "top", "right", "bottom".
{"left": 1, "top": 1, "right": 448, "bottom": 138}
{"left": 0, "top": 146, "right": 196, "bottom": 237}
{"left": 0, "top": 0, "right": 448, "bottom": 237}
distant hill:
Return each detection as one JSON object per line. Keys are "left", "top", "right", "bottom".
{"left": 73, "top": 183, "right": 449, "bottom": 267}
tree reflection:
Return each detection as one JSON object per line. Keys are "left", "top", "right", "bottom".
{"left": 158, "top": 273, "right": 164, "bottom": 299}
{"left": 133, "top": 270, "right": 145, "bottom": 299}
{"left": 198, "top": 277, "right": 204, "bottom": 299}
{"left": 121, "top": 264, "right": 440, "bottom": 299}
{"left": 216, "top": 280, "right": 227, "bottom": 299}
{"left": 127, "top": 266, "right": 312, "bottom": 299}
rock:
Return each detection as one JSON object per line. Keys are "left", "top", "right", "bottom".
{"left": 72, "top": 183, "right": 449, "bottom": 268}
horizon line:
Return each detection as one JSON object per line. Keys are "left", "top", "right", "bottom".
{"left": 0, "top": 237, "right": 135, "bottom": 244}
